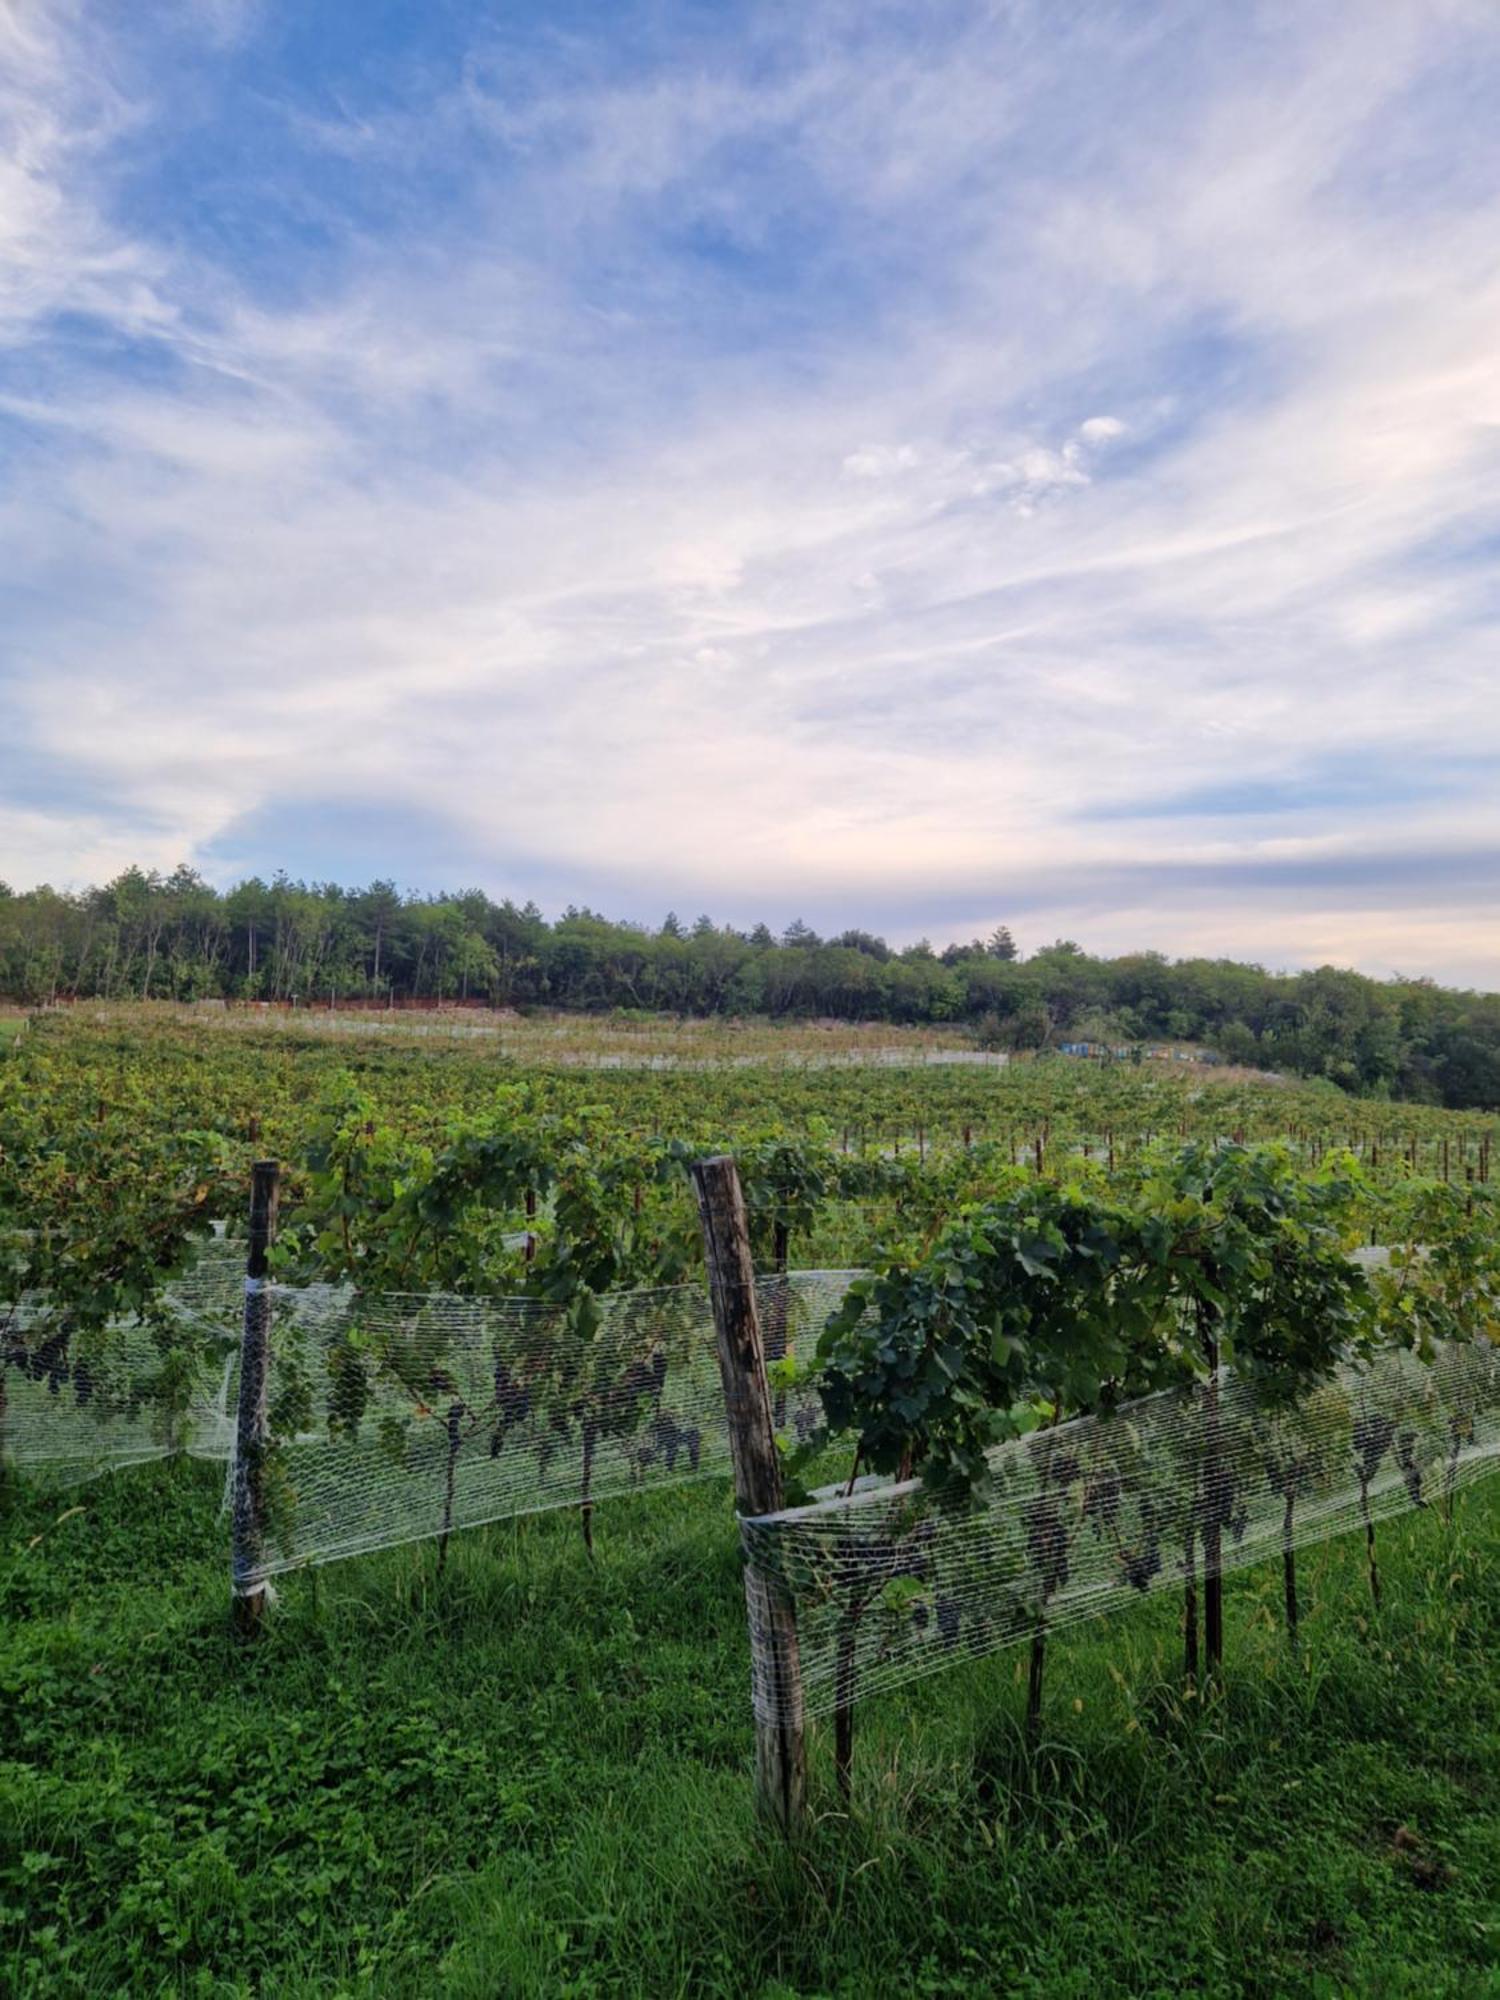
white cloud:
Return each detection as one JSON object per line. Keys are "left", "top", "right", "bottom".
{"left": 843, "top": 445, "right": 921, "bottom": 478}
{"left": 1, "top": 1, "right": 1499, "bottom": 980}
{"left": 0, "top": 3, "right": 172, "bottom": 347}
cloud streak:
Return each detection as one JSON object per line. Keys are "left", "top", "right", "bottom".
{"left": 2, "top": 0, "right": 1499, "bottom": 980}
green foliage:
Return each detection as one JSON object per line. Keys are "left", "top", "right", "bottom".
{"left": 815, "top": 1148, "right": 1384, "bottom": 1503}
{"left": 1374, "top": 1179, "right": 1500, "bottom": 1355}
{"left": 817, "top": 1180, "right": 1166, "bottom": 1496}
{"left": 1130, "top": 1142, "right": 1374, "bottom": 1394}
{"left": 0, "top": 1049, "right": 240, "bottom": 1443}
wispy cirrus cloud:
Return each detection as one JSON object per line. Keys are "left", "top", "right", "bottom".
{"left": 1, "top": 0, "right": 1498, "bottom": 978}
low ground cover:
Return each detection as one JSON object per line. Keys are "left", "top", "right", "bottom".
{"left": 2, "top": 1457, "right": 1495, "bottom": 1997}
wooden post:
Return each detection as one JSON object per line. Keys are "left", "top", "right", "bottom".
{"left": 232, "top": 1160, "right": 280, "bottom": 1636}
{"left": 691, "top": 1155, "right": 807, "bottom": 1833}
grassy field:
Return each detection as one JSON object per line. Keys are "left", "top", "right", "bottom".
{"left": 38, "top": 1002, "right": 1006, "bottom": 1068}
{"left": 2, "top": 1456, "right": 1496, "bottom": 1998}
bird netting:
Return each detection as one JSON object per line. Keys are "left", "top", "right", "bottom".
{"left": 234, "top": 1270, "right": 851, "bottom": 1586}
{"left": 0, "top": 1248, "right": 246, "bottom": 1485}
{"left": 0, "top": 1261, "right": 851, "bottom": 1574}
{"left": 738, "top": 1335, "right": 1500, "bottom": 1726}
{"left": 9, "top": 1243, "right": 1500, "bottom": 1686}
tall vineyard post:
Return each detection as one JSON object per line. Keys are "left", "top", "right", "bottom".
{"left": 691, "top": 1154, "right": 808, "bottom": 1835}
{"left": 231, "top": 1159, "right": 280, "bottom": 1636}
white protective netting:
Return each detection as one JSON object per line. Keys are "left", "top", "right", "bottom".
{"left": 1, "top": 1261, "right": 851, "bottom": 1572}
{"left": 0, "top": 1249, "right": 246, "bottom": 1484}
{"left": 241, "top": 1271, "right": 849, "bottom": 1582}
{"left": 11, "top": 1245, "right": 1500, "bottom": 1684}
{"left": 739, "top": 1335, "right": 1500, "bottom": 1726}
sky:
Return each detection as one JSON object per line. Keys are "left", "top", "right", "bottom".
{"left": 2, "top": 0, "right": 1499, "bottom": 983}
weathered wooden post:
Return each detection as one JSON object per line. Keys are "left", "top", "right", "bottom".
{"left": 691, "top": 1155, "right": 807, "bottom": 1833}
{"left": 231, "top": 1159, "right": 280, "bottom": 1636}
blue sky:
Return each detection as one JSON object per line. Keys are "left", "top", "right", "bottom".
{"left": 3, "top": 0, "right": 1500, "bottom": 981}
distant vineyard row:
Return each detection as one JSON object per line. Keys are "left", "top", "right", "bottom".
{"left": 4, "top": 1010, "right": 1499, "bottom": 1356}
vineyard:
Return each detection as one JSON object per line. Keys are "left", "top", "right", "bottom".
{"left": 3, "top": 1007, "right": 1499, "bottom": 1996}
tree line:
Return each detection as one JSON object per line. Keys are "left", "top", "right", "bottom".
{"left": 1, "top": 866, "right": 1497, "bottom": 1108}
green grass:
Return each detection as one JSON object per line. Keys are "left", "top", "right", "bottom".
{"left": 1, "top": 1462, "right": 1497, "bottom": 1999}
